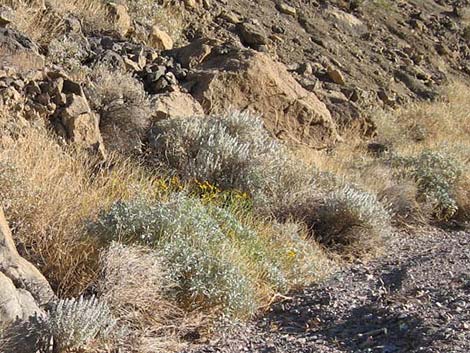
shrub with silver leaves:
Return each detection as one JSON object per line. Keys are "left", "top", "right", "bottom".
{"left": 148, "top": 110, "right": 316, "bottom": 212}
{"left": 313, "top": 185, "right": 392, "bottom": 256}
{"left": 46, "top": 296, "right": 116, "bottom": 351}
{"left": 390, "top": 150, "right": 462, "bottom": 220}
{"left": 90, "top": 193, "right": 314, "bottom": 316}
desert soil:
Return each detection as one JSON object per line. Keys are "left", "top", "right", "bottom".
{"left": 181, "top": 228, "right": 470, "bottom": 353}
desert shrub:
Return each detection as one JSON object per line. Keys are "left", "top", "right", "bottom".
{"left": 91, "top": 194, "right": 258, "bottom": 316}
{"left": 0, "top": 297, "right": 115, "bottom": 353}
{"left": 123, "top": 0, "right": 160, "bottom": 26}
{"left": 148, "top": 110, "right": 316, "bottom": 213}
{"left": 85, "top": 65, "right": 152, "bottom": 154}
{"left": 45, "top": 296, "right": 116, "bottom": 351}
{"left": 379, "top": 182, "right": 429, "bottom": 226}
{"left": 313, "top": 185, "right": 391, "bottom": 256}
{"left": 90, "top": 193, "right": 330, "bottom": 317}
{"left": 47, "top": 35, "right": 90, "bottom": 76}
{"left": 390, "top": 150, "right": 463, "bottom": 220}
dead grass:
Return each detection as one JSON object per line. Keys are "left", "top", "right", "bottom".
{"left": 0, "top": 0, "right": 111, "bottom": 45}
{"left": 98, "top": 243, "right": 190, "bottom": 352}
{"left": 0, "top": 122, "right": 159, "bottom": 296}
{"left": 297, "top": 81, "right": 470, "bottom": 223}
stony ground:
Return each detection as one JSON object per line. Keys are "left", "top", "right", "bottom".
{"left": 181, "top": 228, "right": 470, "bottom": 353}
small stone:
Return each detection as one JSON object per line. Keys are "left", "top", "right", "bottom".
{"left": 0, "top": 5, "right": 14, "bottom": 28}
{"left": 327, "top": 66, "right": 346, "bottom": 85}
{"left": 220, "top": 10, "right": 243, "bottom": 24}
{"left": 237, "top": 21, "right": 268, "bottom": 47}
{"left": 149, "top": 26, "right": 173, "bottom": 50}
{"left": 298, "top": 62, "right": 313, "bottom": 76}
{"left": 378, "top": 89, "right": 396, "bottom": 106}
{"left": 277, "top": 3, "right": 297, "bottom": 16}
{"left": 124, "top": 57, "right": 142, "bottom": 71}
{"left": 184, "top": 0, "right": 199, "bottom": 9}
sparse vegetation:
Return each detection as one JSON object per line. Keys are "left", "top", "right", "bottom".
{"left": 0, "top": 0, "right": 469, "bottom": 351}
{"left": 85, "top": 65, "right": 152, "bottom": 154}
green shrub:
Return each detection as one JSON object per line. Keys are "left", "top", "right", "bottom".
{"left": 148, "top": 111, "right": 316, "bottom": 213}
{"left": 313, "top": 185, "right": 391, "bottom": 256}
{"left": 90, "top": 193, "right": 328, "bottom": 317}
{"left": 390, "top": 150, "right": 462, "bottom": 220}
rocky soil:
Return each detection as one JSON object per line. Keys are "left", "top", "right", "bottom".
{"left": 179, "top": 0, "right": 470, "bottom": 127}
{"left": 182, "top": 228, "right": 470, "bottom": 353}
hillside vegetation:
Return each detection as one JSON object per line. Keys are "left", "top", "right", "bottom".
{"left": 0, "top": 0, "right": 468, "bottom": 352}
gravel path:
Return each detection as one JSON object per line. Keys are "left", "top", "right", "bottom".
{"left": 181, "top": 229, "right": 470, "bottom": 353}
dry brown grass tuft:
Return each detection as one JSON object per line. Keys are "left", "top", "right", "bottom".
{"left": 85, "top": 65, "right": 152, "bottom": 155}
{"left": 0, "top": 0, "right": 112, "bottom": 45}
{"left": 0, "top": 122, "right": 159, "bottom": 296}
{"left": 98, "top": 243, "right": 189, "bottom": 352}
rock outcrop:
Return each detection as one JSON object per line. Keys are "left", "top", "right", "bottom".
{"left": 153, "top": 91, "right": 204, "bottom": 120}
{"left": 175, "top": 40, "right": 339, "bottom": 147}
{"left": 0, "top": 28, "right": 45, "bottom": 76}
{"left": 0, "top": 208, "right": 54, "bottom": 327}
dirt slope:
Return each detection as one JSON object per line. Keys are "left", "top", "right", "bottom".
{"left": 180, "top": 0, "right": 470, "bottom": 127}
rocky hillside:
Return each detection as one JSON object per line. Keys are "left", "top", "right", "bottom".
{"left": 0, "top": 0, "right": 469, "bottom": 352}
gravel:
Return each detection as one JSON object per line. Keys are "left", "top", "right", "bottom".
{"left": 180, "top": 228, "right": 470, "bottom": 353}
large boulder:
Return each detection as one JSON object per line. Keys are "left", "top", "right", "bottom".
{"left": 176, "top": 40, "right": 339, "bottom": 147}
{"left": 0, "top": 28, "right": 45, "bottom": 76}
{"left": 0, "top": 208, "right": 54, "bottom": 327}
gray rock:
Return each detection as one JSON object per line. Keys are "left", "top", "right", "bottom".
{"left": 0, "top": 28, "right": 45, "bottom": 75}
{"left": 0, "top": 207, "right": 54, "bottom": 327}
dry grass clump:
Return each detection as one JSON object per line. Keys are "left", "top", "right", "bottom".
{"left": 98, "top": 243, "right": 188, "bottom": 352}
{"left": 0, "top": 0, "right": 112, "bottom": 45}
{"left": 85, "top": 65, "right": 152, "bottom": 154}
{"left": 0, "top": 122, "right": 158, "bottom": 296}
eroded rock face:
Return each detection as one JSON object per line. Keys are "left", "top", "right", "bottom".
{"left": 0, "top": 208, "right": 54, "bottom": 327}
{"left": 0, "top": 28, "right": 45, "bottom": 76}
{"left": 177, "top": 40, "right": 339, "bottom": 147}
